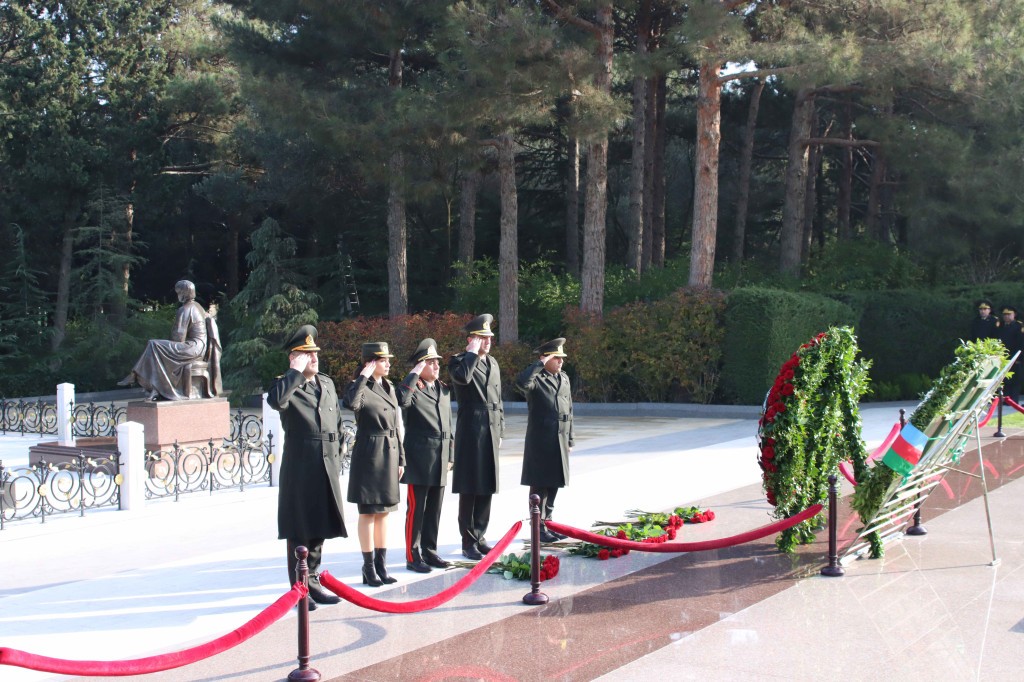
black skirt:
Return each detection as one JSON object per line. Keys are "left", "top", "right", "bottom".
{"left": 357, "top": 502, "right": 398, "bottom": 514}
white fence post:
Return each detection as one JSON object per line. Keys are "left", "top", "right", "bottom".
{"left": 263, "top": 393, "right": 283, "bottom": 487}
{"left": 117, "top": 421, "right": 146, "bottom": 511}
{"left": 56, "top": 383, "right": 75, "bottom": 446}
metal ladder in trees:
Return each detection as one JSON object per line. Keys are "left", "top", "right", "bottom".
{"left": 338, "top": 236, "right": 360, "bottom": 316}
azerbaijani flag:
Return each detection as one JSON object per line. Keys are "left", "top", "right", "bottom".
{"left": 881, "top": 423, "right": 929, "bottom": 476}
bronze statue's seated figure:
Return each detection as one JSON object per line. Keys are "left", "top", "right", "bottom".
{"left": 118, "top": 280, "right": 222, "bottom": 400}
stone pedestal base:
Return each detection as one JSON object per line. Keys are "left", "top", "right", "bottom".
{"left": 126, "top": 398, "right": 231, "bottom": 452}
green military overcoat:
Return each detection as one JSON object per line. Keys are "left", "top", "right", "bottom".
{"left": 396, "top": 373, "right": 454, "bottom": 487}
{"left": 448, "top": 351, "right": 504, "bottom": 494}
{"left": 268, "top": 369, "right": 348, "bottom": 540}
{"left": 343, "top": 375, "right": 405, "bottom": 506}
{"left": 516, "top": 360, "right": 574, "bottom": 487}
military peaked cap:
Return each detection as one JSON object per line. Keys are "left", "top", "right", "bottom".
{"left": 284, "top": 325, "right": 320, "bottom": 352}
{"left": 362, "top": 341, "right": 394, "bottom": 362}
{"left": 534, "top": 337, "right": 567, "bottom": 357}
{"left": 409, "top": 338, "right": 443, "bottom": 363}
{"left": 465, "top": 313, "right": 495, "bottom": 337}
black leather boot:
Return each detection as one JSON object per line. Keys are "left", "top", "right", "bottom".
{"left": 374, "top": 548, "right": 398, "bottom": 584}
{"left": 361, "top": 551, "right": 383, "bottom": 587}
{"left": 406, "top": 549, "right": 432, "bottom": 573}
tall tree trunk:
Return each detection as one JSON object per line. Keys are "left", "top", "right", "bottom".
{"left": 565, "top": 135, "right": 580, "bottom": 277}
{"left": 651, "top": 73, "right": 667, "bottom": 267}
{"left": 837, "top": 99, "right": 854, "bottom": 240}
{"left": 802, "top": 141, "right": 819, "bottom": 261}
{"left": 387, "top": 48, "right": 407, "bottom": 317}
{"left": 779, "top": 88, "right": 815, "bottom": 277}
{"left": 51, "top": 215, "right": 76, "bottom": 353}
{"left": 641, "top": 73, "right": 656, "bottom": 270}
{"left": 732, "top": 79, "right": 764, "bottom": 262}
{"left": 689, "top": 60, "right": 722, "bottom": 288}
{"left": 866, "top": 148, "right": 886, "bottom": 242}
{"left": 458, "top": 166, "right": 480, "bottom": 277}
{"left": 626, "top": 0, "right": 651, "bottom": 274}
{"left": 580, "top": 0, "right": 613, "bottom": 315}
{"left": 497, "top": 133, "right": 519, "bottom": 344}
{"left": 226, "top": 214, "right": 242, "bottom": 299}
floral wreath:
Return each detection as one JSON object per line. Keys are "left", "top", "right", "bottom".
{"left": 757, "top": 327, "right": 870, "bottom": 553}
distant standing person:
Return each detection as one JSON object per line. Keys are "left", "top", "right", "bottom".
{"left": 999, "top": 307, "right": 1024, "bottom": 403}
{"left": 970, "top": 301, "right": 999, "bottom": 340}
{"left": 344, "top": 342, "right": 404, "bottom": 587}
{"left": 449, "top": 314, "right": 504, "bottom": 560}
{"left": 396, "top": 338, "right": 454, "bottom": 572}
{"left": 516, "top": 338, "right": 574, "bottom": 544}
{"left": 267, "top": 325, "right": 346, "bottom": 611}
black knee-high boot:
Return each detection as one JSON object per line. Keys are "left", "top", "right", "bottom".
{"left": 362, "top": 551, "right": 383, "bottom": 587}
{"left": 374, "top": 548, "right": 398, "bottom": 584}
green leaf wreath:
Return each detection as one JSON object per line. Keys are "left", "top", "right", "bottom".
{"left": 758, "top": 327, "right": 871, "bottom": 553}
{"left": 850, "top": 337, "right": 1006, "bottom": 558}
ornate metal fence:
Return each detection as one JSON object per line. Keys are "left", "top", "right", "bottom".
{"left": 0, "top": 452, "right": 122, "bottom": 530}
{"left": 71, "top": 402, "right": 127, "bottom": 438}
{"left": 0, "top": 399, "right": 58, "bottom": 436}
{"left": 0, "top": 398, "right": 127, "bottom": 437}
{"left": 227, "top": 409, "right": 264, "bottom": 446}
{"left": 144, "top": 437, "right": 274, "bottom": 501}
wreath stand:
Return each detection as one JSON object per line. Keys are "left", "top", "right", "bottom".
{"left": 841, "top": 353, "right": 1014, "bottom": 566}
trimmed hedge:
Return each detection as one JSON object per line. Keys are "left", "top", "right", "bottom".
{"left": 564, "top": 288, "right": 727, "bottom": 403}
{"left": 718, "top": 288, "right": 857, "bottom": 405}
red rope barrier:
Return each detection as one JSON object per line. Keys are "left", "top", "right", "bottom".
{"left": 319, "top": 520, "right": 523, "bottom": 614}
{"left": 0, "top": 584, "right": 306, "bottom": 676}
{"left": 546, "top": 504, "right": 824, "bottom": 553}
{"left": 839, "top": 422, "right": 902, "bottom": 487}
{"left": 978, "top": 396, "right": 998, "bottom": 427}
{"left": 868, "top": 422, "right": 901, "bottom": 461}
{"left": 1004, "top": 396, "right": 1024, "bottom": 415}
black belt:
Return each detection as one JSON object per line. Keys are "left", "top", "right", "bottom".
{"left": 410, "top": 430, "right": 451, "bottom": 438}
{"left": 544, "top": 415, "right": 572, "bottom": 424}
{"left": 364, "top": 429, "right": 397, "bottom": 437}
{"left": 300, "top": 433, "right": 338, "bottom": 442}
{"left": 467, "top": 403, "right": 502, "bottom": 411}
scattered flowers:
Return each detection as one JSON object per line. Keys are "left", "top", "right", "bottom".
{"left": 475, "top": 552, "right": 560, "bottom": 582}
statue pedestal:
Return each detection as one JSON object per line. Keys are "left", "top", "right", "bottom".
{"left": 126, "top": 398, "right": 231, "bottom": 452}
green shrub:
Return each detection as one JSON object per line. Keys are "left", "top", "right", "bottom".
{"left": 719, "top": 288, "right": 858, "bottom": 404}
{"left": 564, "top": 287, "right": 727, "bottom": 403}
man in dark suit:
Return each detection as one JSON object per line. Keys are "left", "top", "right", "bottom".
{"left": 970, "top": 301, "right": 999, "bottom": 340}
{"left": 397, "top": 338, "right": 455, "bottom": 572}
{"left": 999, "top": 306, "right": 1024, "bottom": 403}
{"left": 449, "top": 314, "right": 504, "bottom": 560}
{"left": 516, "top": 338, "right": 574, "bottom": 543}
{"left": 267, "top": 325, "right": 347, "bottom": 609}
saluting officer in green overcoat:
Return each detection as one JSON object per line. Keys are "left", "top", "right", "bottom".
{"left": 344, "top": 341, "right": 405, "bottom": 587}
{"left": 267, "top": 325, "right": 347, "bottom": 610}
{"left": 516, "top": 337, "right": 574, "bottom": 543}
{"left": 396, "top": 338, "right": 455, "bottom": 572}
{"left": 449, "top": 314, "right": 504, "bottom": 560}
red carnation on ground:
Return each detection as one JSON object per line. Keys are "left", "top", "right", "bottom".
{"left": 667, "top": 528, "right": 677, "bottom": 540}
{"left": 616, "top": 529, "right": 628, "bottom": 540}
{"left": 598, "top": 549, "right": 610, "bottom": 560}
{"left": 706, "top": 510, "right": 716, "bottom": 521}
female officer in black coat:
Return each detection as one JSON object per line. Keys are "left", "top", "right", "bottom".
{"left": 516, "top": 338, "right": 574, "bottom": 543}
{"left": 343, "top": 342, "right": 404, "bottom": 587}
{"left": 396, "top": 338, "right": 455, "bottom": 572}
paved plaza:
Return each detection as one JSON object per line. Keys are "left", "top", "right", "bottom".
{"left": 1, "top": 401, "right": 1023, "bottom": 681}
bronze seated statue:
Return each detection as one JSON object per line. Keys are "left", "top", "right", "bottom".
{"left": 118, "top": 280, "right": 222, "bottom": 400}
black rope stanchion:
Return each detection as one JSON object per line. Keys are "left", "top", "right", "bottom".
{"left": 820, "top": 475, "right": 845, "bottom": 577}
{"left": 523, "top": 494, "right": 549, "bottom": 606}
{"left": 288, "top": 546, "right": 320, "bottom": 682}
{"left": 994, "top": 389, "right": 1006, "bottom": 438}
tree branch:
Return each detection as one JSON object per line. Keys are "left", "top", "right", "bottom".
{"left": 541, "top": 0, "right": 602, "bottom": 38}
{"left": 802, "top": 137, "right": 880, "bottom": 148}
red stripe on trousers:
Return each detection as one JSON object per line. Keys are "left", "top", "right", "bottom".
{"left": 406, "top": 485, "right": 417, "bottom": 562}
